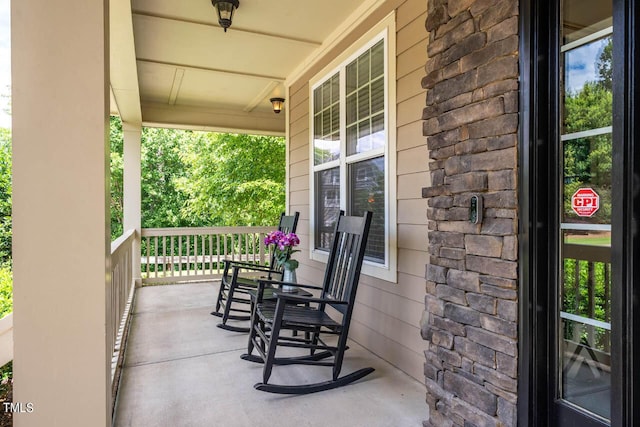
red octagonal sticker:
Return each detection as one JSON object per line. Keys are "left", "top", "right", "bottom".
{"left": 571, "top": 188, "right": 600, "bottom": 217}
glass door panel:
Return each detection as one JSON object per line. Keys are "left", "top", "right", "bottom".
{"left": 559, "top": 0, "right": 612, "bottom": 422}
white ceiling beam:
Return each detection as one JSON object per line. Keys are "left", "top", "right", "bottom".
{"left": 168, "top": 68, "right": 185, "bottom": 105}
{"left": 131, "top": 11, "right": 323, "bottom": 48}
{"left": 136, "top": 58, "right": 286, "bottom": 82}
{"left": 243, "top": 81, "right": 281, "bottom": 113}
{"left": 109, "top": 85, "right": 119, "bottom": 116}
{"left": 141, "top": 102, "right": 285, "bottom": 136}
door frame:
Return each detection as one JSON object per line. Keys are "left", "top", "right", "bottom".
{"left": 518, "top": 0, "right": 640, "bottom": 425}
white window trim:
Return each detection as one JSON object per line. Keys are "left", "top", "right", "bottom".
{"left": 308, "top": 12, "right": 397, "bottom": 283}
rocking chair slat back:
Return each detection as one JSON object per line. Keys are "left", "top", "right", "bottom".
{"left": 321, "top": 211, "right": 372, "bottom": 316}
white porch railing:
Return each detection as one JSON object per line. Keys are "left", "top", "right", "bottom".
{"left": 109, "top": 229, "right": 136, "bottom": 398}
{"left": 140, "top": 226, "right": 274, "bottom": 284}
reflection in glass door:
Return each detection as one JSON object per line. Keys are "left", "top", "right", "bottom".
{"left": 559, "top": 0, "right": 612, "bottom": 422}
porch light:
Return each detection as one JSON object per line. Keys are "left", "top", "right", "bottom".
{"left": 211, "top": 0, "right": 239, "bottom": 32}
{"left": 270, "top": 97, "right": 285, "bottom": 114}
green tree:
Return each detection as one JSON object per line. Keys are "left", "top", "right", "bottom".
{"left": 140, "top": 127, "right": 208, "bottom": 228}
{"left": 0, "top": 265, "right": 11, "bottom": 318}
{"left": 178, "top": 133, "right": 286, "bottom": 226}
{"left": 110, "top": 123, "right": 286, "bottom": 234}
{"left": 0, "top": 128, "right": 11, "bottom": 263}
{"left": 596, "top": 37, "right": 613, "bottom": 91}
{"left": 563, "top": 40, "right": 613, "bottom": 223}
{"left": 110, "top": 116, "right": 124, "bottom": 239}
{"left": 0, "top": 129, "right": 12, "bottom": 319}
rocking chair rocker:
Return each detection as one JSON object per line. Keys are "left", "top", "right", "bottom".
{"left": 241, "top": 210, "right": 373, "bottom": 394}
{"left": 212, "top": 212, "right": 299, "bottom": 332}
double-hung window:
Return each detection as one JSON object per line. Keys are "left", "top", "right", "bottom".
{"left": 310, "top": 19, "right": 396, "bottom": 282}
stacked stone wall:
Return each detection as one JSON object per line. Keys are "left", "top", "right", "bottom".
{"left": 421, "top": 1, "right": 519, "bottom": 426}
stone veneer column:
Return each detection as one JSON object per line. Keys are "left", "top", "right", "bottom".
{"left": 421, "top": 1, "right": 519, "bottom": 426}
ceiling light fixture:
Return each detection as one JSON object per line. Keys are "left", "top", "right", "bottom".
{"left": 211, "top": 0, "right": 239, "bottom": 33}
{"left": 270, "top": 98, "right": 285, "bottom": 114}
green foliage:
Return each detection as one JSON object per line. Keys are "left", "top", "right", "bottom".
{"left": 178, "top": 133, "right": 286, "bottom": 226}
{"left": 0, "top": 130, "right": 11, "bottom": 318}
{"left": 0, "top": 129, "right": 11, "bottom": 264}
{"left": 110, "top": 117, "right": 124, "bottom": 240}
{"left": 564, "top": 82, "right": 612, "bottom": 133}
{"left": 140, "top": 127, "right": 206, "bottom": 228}
{"left": 562, "top": 257, "right": 610, "bottom": 350}
{"left": 0, "top": 264, "right": 11, "bottom": 319}
{"left": 596, "top": 38, "right": 613, "bottom": 91}
{"left": 0, "top": 361, "right": 11, "bottom": 383}
{"left": 109, "top": 122, "right": 286, "bottom": 235}
{"left": 563, "top": 39, "right": 613, "bottom": 223}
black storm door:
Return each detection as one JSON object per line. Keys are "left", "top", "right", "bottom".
{"left": 521, "top": 0, "right": 640, "bottom": 426}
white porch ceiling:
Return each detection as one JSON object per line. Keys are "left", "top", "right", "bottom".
{"left": 110, "top": 0, "right": 377, "bottom": 135}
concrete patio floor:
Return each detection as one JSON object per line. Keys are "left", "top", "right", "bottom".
{"left": 113, "top": 282, "right": 428, "bottom": 427}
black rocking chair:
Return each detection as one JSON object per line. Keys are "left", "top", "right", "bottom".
{"left": 241, "top": 210, "right": 373, "bottom": 394}
{"left": 212, "top": 212, "right": 299, "bottom": 332}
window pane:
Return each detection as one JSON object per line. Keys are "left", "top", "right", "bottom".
{"left": 371, "top": 40, "right": 384, "bottom": 79}
{"left": 371, "top": 113, "right": 385, "bottom": 151}
{"left": 314, "top": 139, "right": 339, "bottom": 164}
{"left": 322, "top": 82, "right": 331, "bottom": 109}
{"left": 346, "top": 125, "right": 357, "bottom": 154}
{"left": 313, "top": 86, "right": 322, "bottom": 112}
{"left": 346, "top": 62, "right": 357, "bottom": 94}
{"left": 346, "top": 41, "right": 385, "bottom": 156}
{"left": 560, "top": 232, "right": 611, "bottom": 420}
{"left": 322, "top": 110, "right": 331, "bottom": 136}
{"left": 313, "top": 74, "right": 340, "bottom": 165}
{"left": 315, "top": 168, "right": 341, "bottom": 251}
{"left": 331, "top": 107, "right": 340, "bottom": 134}
{"left": 346, "top": 93, "right": 357, "bottom": 126}
{"left": 331, "top": 74, "right": 340, "bottom": 104}
{"left": 358, "top": 85, "right": 370, "bottom": 119}
{"left": 350, "top": 157, "right": 385, "bottom": 263}
{"left": 562, "top": 36, "right": 613, "bottom": 134}
{"left": 371, "top": 77, "right": 384, "bottom": 114}
{"left": 313, "top": 114, "right": 323, "bottom": 163}
{"left": 562, "top": 133, "right": 612, "bottom": 225}
{"left": 358, "top": 50, "right": 370, "bottom": 87}
{"left": 313, "top": 114, "right": 322, "bottom": 140}
{"left": 358, "top": 120, "right": 371, "bottom": 152}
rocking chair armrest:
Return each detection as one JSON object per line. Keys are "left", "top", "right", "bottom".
{"left": 271, "top": 291, "right": 348, "bottom": 305}
{"left": 231, "top": 264, "right": 282, "bottom": 274}
{"left": 227, "top": 262, "right": 280, "bottom": 275}
{"left": 256, "top": 278, "right": 323, "bottom": 292}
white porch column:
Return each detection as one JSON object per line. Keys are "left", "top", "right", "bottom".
{"left": 12, "top": 0, "right": 111, "bottom": 426}
{"left": 123, "top": 123, "right": 142, "bottom": 284}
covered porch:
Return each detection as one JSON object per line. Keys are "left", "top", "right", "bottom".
{"left": 11, "top": 0, "right": 430, "bottom": 425}
{"left": 113, "top": 282, "right": 426, "bottom": 426}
